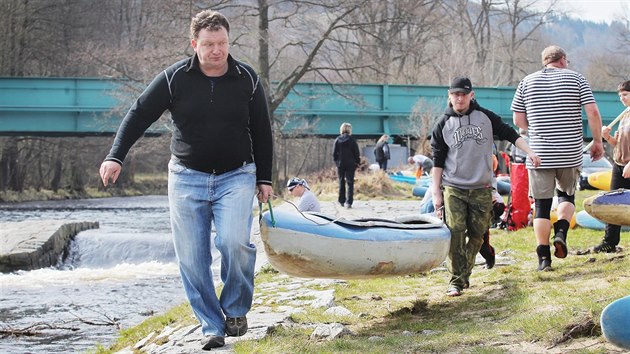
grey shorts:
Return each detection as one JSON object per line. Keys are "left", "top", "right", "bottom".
{"left": 528, "top": 167, "right": 580, "bottom": 199}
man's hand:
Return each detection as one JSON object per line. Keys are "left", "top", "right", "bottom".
{"left": 527, "top": 152, "right": 542, "bottom": 168}
{"left": 99, "top": 161, "right": 122, "bottom": 187}
{"left": 602, "top": 126, "right": 612, "bottom": 141}
{"left": 257, "top": 184, "right": 273, "bottom": 203}
{"left": 432, "top": 189, "right": 444, "bottom": 220}
{"left": 589, "top": 140, "right": 605, "bottom": 161}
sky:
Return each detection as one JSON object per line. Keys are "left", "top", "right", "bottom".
{"left": 551, "top": 0, "right": 629, "bottom": 23}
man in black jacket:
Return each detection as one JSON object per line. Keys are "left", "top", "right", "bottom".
{"left": 333, "top": 122, "right": 360, "bottom": 208}
{"left": 99, "top": 10, "right": 272, "bottom": 350}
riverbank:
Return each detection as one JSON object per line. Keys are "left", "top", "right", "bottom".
{"left": 0, "top": 174, "right": 168, "bottom": 203}
{"left": 101, "top": 192, "right": 630, "bottom": 354}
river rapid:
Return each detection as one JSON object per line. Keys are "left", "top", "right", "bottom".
{"left": 0, "top": 196, "right": 219, "bottom": 353}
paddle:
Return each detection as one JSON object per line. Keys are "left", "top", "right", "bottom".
{"left": 584, "top": 107, "right": 630, "bottom": 151}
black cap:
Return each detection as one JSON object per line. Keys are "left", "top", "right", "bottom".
{"left": 449, "top": 77, "right": 472, "bottom": 94}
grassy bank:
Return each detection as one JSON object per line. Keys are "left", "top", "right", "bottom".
{"left": 94, "top": 176, "right": 629, "bottom": 353}
{"left": 0, "top": 173, "right": 168, "bottom": 203}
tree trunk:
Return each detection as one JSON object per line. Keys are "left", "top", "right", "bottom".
{"left": 50, "top": 157, "right": 62, "bottom": 192}
{"left": 1, "top": 137, "right": 21, "bottom": 191}
{"left": 70, "top": 156, "right": 85, "bottom": 192}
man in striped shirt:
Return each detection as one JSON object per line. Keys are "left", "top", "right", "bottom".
{"left": 511, "top": 45, "right": 604, "bottom": 271}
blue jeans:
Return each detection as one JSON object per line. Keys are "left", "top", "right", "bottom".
{"left": 168, "top": 158, "right": 257, "bottom": 336}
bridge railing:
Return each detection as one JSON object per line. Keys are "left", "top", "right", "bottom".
{"left": 0, "top": 77, "right": 622, "bottom": 138}
{"left": 276, "top": 82, "right": 623, "bottom": 138}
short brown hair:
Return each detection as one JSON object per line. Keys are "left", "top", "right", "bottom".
{"left": 190, "top": 10, "right": 230, "bottom": 39}
{"left": 618, "top": 80, "right": 630, "bottom": 92}
{"left": 541, "top": 45, "right": 566, "bottom": 66}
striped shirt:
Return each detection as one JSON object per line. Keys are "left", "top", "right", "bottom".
{"left": 511, "top": 68, "right": 595, "bottom": 169}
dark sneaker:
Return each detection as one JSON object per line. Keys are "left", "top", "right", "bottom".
{"left": 553, "top": 236, "right": 567, "bottom": 258}
{"left": 536, "top": 245, "right": 552, "bottom": 271}
{"left": 552, "top": 220, "right": 569, "bottom": 258}
{"left": 225, "top": 316, "right": 248, "bottom": 337}
{"left": 479, "top": 244, "right": 496, "bottom": 269}
{"left": 538, "top": 257, "right": 552, "bottom": 271}
{"left": 593, "top": 242, "right": 616, "bottom": 253}
{"left": 202, "top": 335, "right": 225, "bottom": 350}
{"left": 485, "top": 247, "right": 496, "bottom": 269}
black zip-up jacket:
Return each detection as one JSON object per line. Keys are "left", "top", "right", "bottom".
{"left": 105, "top": 54, "right": 273, "bottom": 185}
{"left": 333, "top": 134, "right": 360, "bottom": 169}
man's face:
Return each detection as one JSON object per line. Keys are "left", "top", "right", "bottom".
{"left": 449, "top": 91, "right": 474, "bottom": 113}
{"left": 288, "top": 185, "right": 303, "bottom": 197}
{"left": 191, "top": 27, "right": 229, "bottom": 70}
{"left": 619, "top": 90, "right": 630, "bottom": 107}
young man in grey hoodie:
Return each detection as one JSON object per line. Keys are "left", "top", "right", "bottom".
{"left": 431, "top": 77, "right": 540, "bottom": 297}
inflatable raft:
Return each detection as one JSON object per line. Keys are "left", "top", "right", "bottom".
{"left": 601, "top": 295, "right": 630, "bottom": 350}
{"left": 587, "top": 170, "right": 612, "bottom": 191}
{"left": 583, "top": 189, "right": 630, "bottom": 226}
{"left": 576, "top": 210, "right": 630, "bottom": 231}
{"left": 259, "top": 209, "right": 450, "bottom": 279}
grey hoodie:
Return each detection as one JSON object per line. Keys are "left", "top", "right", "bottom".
{"left": 431, "top": 99, "right": 519, "bottom": 189}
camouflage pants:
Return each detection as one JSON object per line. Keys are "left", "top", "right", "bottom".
{"left": 443, "top": 186, "right": 493, "bottom": 289}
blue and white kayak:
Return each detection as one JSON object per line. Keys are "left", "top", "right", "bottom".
{"left": 576, "top": 210, "right": 630, "bottom": 231}
{"left": 601, "top": 295, "right": 630, "bottom": 350}
{"left": 259, "top": 209, "right": 450, "bottom": 279}
{"left": 583, "top": 189, "right": 630, "bottom": 226}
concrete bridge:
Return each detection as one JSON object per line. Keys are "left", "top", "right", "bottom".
{"left": 0, "top": 77, "right": 623, "bottom": 138}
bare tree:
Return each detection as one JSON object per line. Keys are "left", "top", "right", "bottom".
{"left": 406, "top": 97, "right": 444, "bottom": 156}
{"left": 495, "top": 0, "right": 559, "bottom": 85}
{"left": 443, "top": 1, "right": 496, "bottom": 73}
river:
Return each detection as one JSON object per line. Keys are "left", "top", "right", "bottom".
{"left": 0, "top": 195, "right": 220, "bottom": 353}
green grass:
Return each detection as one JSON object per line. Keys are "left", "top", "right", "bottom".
{"left": 96, "top": 189, "right": 629, "bottom": 353}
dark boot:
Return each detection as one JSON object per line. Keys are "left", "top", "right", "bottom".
{"left": 594, "top": 224, "right": 621, "bottom": 253}
{"left": 479, "top": 230, "right": 496, "bottom": 269}
{"left": 536, "top": 245, "right": 552, "bottom": 271}
{"left": 552, "top": 219, "right": 570, "bottom": 259}
{"left": 593, "top": 241, "right": 616, "bottom": 253}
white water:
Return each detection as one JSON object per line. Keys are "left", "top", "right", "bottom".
{"left": 0, "top": 196, "right": 220, "bottom": 353}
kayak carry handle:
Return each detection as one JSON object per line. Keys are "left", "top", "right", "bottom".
{"left": 258, "top": 200, "right": 276, "bottom": 227}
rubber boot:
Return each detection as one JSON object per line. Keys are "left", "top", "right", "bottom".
{"left": 552, "top": 219, "right": 570, "bottom": 259}
{"left": 536, "top": 245, "right": 552, "bottom": 271}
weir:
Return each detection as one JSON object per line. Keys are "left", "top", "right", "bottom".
{"left": 0, "top": 220, "right": 99, "bottom": 272}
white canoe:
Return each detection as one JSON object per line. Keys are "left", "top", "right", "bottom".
{"left": 259, "top": 209, "right": 451, "bottom": 279}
